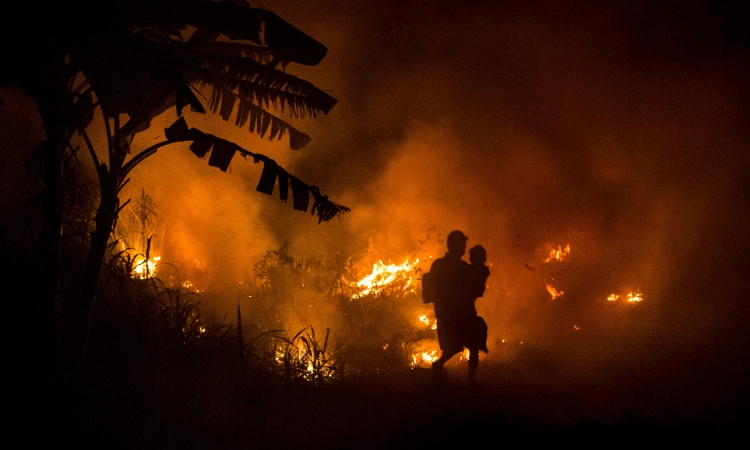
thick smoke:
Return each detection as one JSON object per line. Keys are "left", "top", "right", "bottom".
{"left": 2, "top": 0, "right": 748, "bottom": 422}
{"left": 135, "top": 0, "right": 748, "bottom": 370}
{"left": 250, "top": 0, "right": 748, "bottom": 417}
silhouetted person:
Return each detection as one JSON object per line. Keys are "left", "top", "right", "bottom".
{"left": 427, "top": 230, "right": 488, "bottom": 384}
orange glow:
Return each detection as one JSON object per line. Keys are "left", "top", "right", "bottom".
{"left": 606, "top": 290, "right": 644, "bottom": 303}
{"left": 417, "top": 313, "right": 437, "bottom": 330}
{"left": 132, "top": 255, "right": 160, "bottom": 279}
{"left": 546, "top": 282, "right": 564, "bottom": 300}
{"left": 543, "top": 244, "right": 571, "bottom": 263}
{"left": 182, "top": 280, "right": 204, "bottom": 294}
{"left": 627, "top": 291, "right": 643, "bottom": 302}
{"left": 410, "top": 348, "right": 439, "bottom": 368}
{"left": 351, "top": 258, "right": 420, "bottom": 299}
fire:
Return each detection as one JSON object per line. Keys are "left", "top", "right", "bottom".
{"left": 132, "top": 255, "right": 160, "bottom": 279}
{"left": 546, "top": 282, "right": 564, "bottom": 300}
{"left": 627, "top": 291, "right": 643, "bottom": 302}
{"left": 606, "top": 290, "right": 644, "bottom": 303}
{"left": 182, "top": 280, "right": 204, "bottom": 294}
{"left": 351, "top": 258, "right": 420, "bottom": 299}
{"left": 410, "top": 349, "right": 439, "bottom": 367}
{"left": 417, "top": 314, "right": 437, "bottom": 330}
{"left": 544, "top": 244, "right": 571, "bottom": 263}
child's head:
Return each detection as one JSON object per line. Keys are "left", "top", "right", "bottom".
{"left": 469, "top": 245, "right": 487, "bottom": 265}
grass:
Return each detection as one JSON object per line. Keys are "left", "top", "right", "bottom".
{"left": 10, "top": 237, "right": 747, "bottom": 447}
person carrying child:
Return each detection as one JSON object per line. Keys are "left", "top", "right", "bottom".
{"left": 423, "top": 231, "right": 490, "bottom": 384}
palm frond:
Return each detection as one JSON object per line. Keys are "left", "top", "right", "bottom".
{"left": 195, "top": 72, "right": 327, "bottom": 119}
{"left": 191, "top": 51, "right": 337, "bottom": 113}
{"left": 195, "top": 41, "right": 274, "bottom": 64}
{"left": 163, "top": 118, "right": 350, "bottom": 222}
{"left": 196, "top": 81, "right": 312, "bottom": 150}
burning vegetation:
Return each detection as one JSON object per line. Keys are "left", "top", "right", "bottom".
{"left": 543, "top": 244, "right": 571, "bottom": 263}
{"left": 118, "top": 221, "right": 656, "bottom": 378}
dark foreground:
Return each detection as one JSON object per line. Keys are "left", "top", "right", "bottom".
{"left": 17, "top": 353, "right": 748, "bottom": 448}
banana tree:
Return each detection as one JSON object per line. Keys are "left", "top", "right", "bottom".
{"left": 2, "top": 0, "right": 348, "bottom": 355}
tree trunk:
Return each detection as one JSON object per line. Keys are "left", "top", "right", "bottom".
{"left": 79, "top": 167, "right": 119, "bottom": 355}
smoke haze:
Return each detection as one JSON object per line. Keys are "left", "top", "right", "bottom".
{"left": 2, "top": 0, "right": 748, "bottom": 424}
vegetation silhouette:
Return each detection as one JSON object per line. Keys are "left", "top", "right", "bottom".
{"left": 2, "top": 0, "right": 348, "bottom": 370}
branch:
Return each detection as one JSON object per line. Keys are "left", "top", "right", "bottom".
{"left": 78, "top": 126, "right": 102, "bottom": 182}
{"left": 103, "top": 115, "right": 114, "bottom": 164}
{"left": 121, "top": 140, "right": 180, "bottom": 179}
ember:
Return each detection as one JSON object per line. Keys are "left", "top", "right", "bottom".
{"left": 544, "top": 244, "right": 571, "bottom": 263}
{"left": 606, "top": 290, "right": 644, "bottom": 303}
{"left": 417, "top": 313, "right": 437, "bottom": 330}
{"left": 627, "top": 291, "right": 643, "bottom": 302}
{"left": 546, "top": 282, "right": 564, "bottom": 300}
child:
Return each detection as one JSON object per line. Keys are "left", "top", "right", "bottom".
{"left": 468, "top": 245, "right": 490, "bottom": 353}
{"left": 468, "top": 245, "right": 490, "bottom": 299}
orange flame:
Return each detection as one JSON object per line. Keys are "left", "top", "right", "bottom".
{"left": 627, "top": 291, "right": 643, "bottom": 302}
{"left": 546, "top": 282, "right": 564, "bottom": 300}
{"left": 606, "top": 290, "right": 644, "bottom": 303}
{"left": 410, "top": 348, "right": 439, "bottom": 368}
{"left": 132, "top": 256, "right": 160, "bottom": 279}
{"left": 543, "top": 244, "right": 571, "bottom": 263}
{"left": 417, "top": 313, "right": 438, "bottom": 330}
{"left": 351, "top": 258, "right": 420, "bottom": 299}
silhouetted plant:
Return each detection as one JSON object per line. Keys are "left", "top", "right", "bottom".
{"left": 280, "top": 326, "right": 342, "bottom": 384}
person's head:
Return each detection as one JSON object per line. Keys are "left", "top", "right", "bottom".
{"left": 446, "top": 230, "right": 468, "bottom": 256}
{"left": 469, "top": 245, "right": 487, "bottom": 265}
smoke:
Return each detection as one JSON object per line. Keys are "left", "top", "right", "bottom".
{"left": 124, "top": 0, "right": 749, "bottom": 373}
{"left": 248, "top": 0, "right": 750, "bottom": 411}
{"left": 2, "top": 0, "right": 748, "bottom": 420}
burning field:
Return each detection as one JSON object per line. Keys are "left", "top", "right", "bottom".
{"left": 2, "top": 0, "right": 749, "bottom": 445}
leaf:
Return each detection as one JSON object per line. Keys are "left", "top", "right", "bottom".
{"left": 175, "top": 122, "right": 349, "bottom": 221}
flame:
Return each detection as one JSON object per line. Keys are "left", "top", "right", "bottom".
{"left": 417, "top": 313, "right": 437, "bottom": 330}
{"left": 546, "top": 282, "right": 564, "bottom": 300}
{"left": 411, "top": 349, "right": 439, "bottom": 367}
{"left": 606, "top": 290, "right": 644, "bottom": 303}
{"left": 351, "top": 258, "right": 420, "bottom": 298}
{"left": 627, "top": 291, "right": 643, "bottom": 302}
{"left": 132, "top": 255, "right": 160, "bottom": 279}
{"left": 543, "top": 244, "right": 571, "bottom": 263}
{"left": 182, "top": 280, "right": 204, "bottom": 294}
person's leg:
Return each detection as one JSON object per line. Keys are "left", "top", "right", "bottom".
{"left": 432, "top": 349, "right": 459, "bottom": 370}
{"left": 468, "top": 347, "right": 479, "bottom": 383}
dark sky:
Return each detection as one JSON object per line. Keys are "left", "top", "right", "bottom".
{"left": 1, "top": 0, "right": 749, "bottom": 420}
